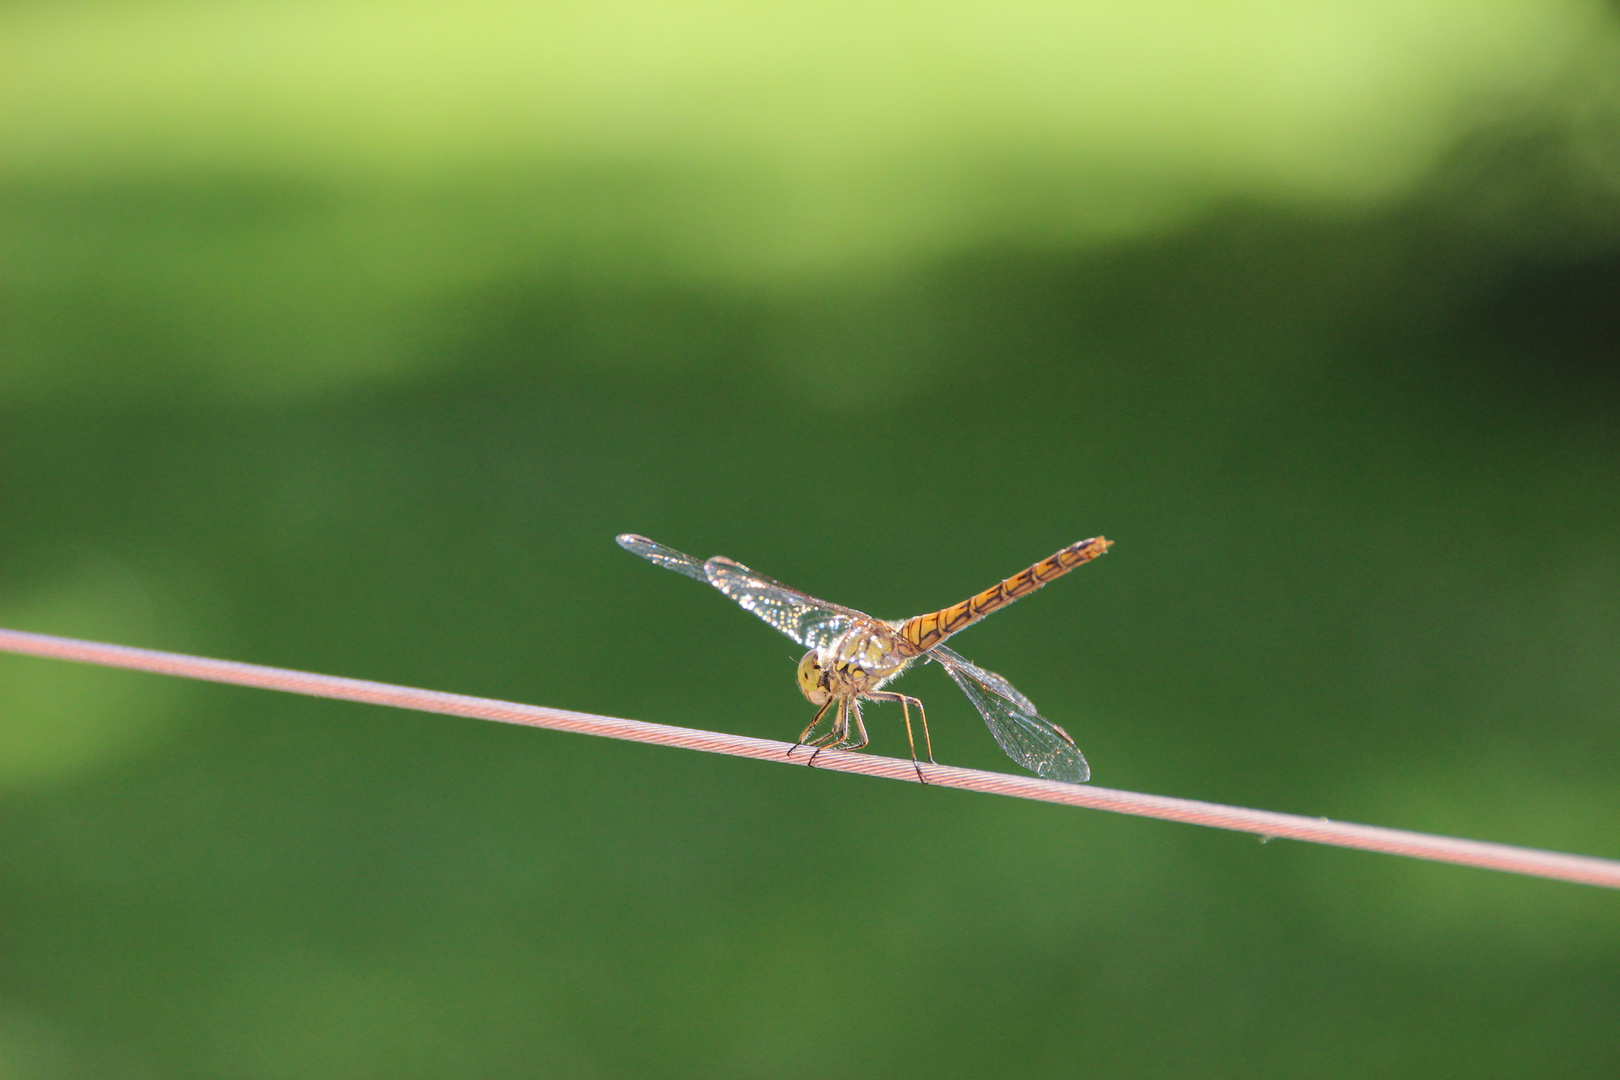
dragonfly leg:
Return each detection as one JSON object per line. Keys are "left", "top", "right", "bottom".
{"left": 806, "top": 699, "right": 851, "bottom": 767}
{"left": 914, "top": 695, "right": 934, "bottom": 764}
{"left": 865, "top": 692, "right": 932, "bottom": 783}
{"left": 843, "top": 701, "right": 870, "bottom": 751}
{"left": 787, "top": 698, "right": 835, "bottom": 760}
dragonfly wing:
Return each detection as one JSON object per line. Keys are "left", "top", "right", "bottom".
{"left": 938, "top": 653, "right": 1089, "bottom": 784}
{"left": 616, "top": 533, "right": 710, "bottom": 582}
{"left": 929, "top": 645, "right": 1036, "bottom": 713}
{"left": 703, "top": 557, "right": 874, "bottom": 652}
{"left": 617, "top": 535, "right": 877, "bottom": 650}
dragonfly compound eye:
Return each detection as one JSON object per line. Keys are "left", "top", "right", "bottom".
{"left": 796, "top": 651, "right": 831, "bottom": 705}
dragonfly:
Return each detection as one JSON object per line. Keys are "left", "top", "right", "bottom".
{"left": 616, "top": 532, "right": 1110, "bottom": 784}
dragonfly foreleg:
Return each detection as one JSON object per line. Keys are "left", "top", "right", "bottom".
{"left": 787, "top": 697, "right": 836, "bottom": 760}
{"left": 865, "top": 691, "right": 932, "bottom": 783}
{"left": 806, "top": 699, "right": 856, "bottom": 767}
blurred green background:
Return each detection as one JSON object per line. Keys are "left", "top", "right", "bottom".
{"left": 3, "top": 1, "right": 1620, "bottom": 1076}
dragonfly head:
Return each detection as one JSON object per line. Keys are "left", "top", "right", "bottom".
{"left": 796, "top": 651, "right": 832, "bottom": 705}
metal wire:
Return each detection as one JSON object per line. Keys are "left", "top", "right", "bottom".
{"left": 2, "top": 625, "right": 1617, "bottom": 890}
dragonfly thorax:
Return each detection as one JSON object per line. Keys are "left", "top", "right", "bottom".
{"left": 795, "top": 631, "right": 909, "bottom": 705}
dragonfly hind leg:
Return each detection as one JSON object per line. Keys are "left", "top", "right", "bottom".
{"left": 865, "top": 691, "right": 933, "bottom": 783}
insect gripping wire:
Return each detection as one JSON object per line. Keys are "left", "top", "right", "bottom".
{"left": 0, "top": 626, "right": 1617, "bottom": 890}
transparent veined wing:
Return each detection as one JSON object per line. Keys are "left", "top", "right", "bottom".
{"left": 929, "top": 645, "right": 1036, "bottom": 713}
{"left": 936, "top": 651, "right": 1090, "bottom": 784}
{"left": 616, "top": 534, "right": 710, "bottom": 582}
{"left": 617, "top": 534, "right": 879, "bottom": 652}
{"left": 703, "top": 557, "right": 883, "bottom": 653}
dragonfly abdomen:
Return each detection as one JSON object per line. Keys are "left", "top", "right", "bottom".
{"left": 897, "top": 536, "right": 1110, "bottom": 652}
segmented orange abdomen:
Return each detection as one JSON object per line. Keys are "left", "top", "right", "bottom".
{"left": 897, "top": 536, "right": 1111, "bottom": 653}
